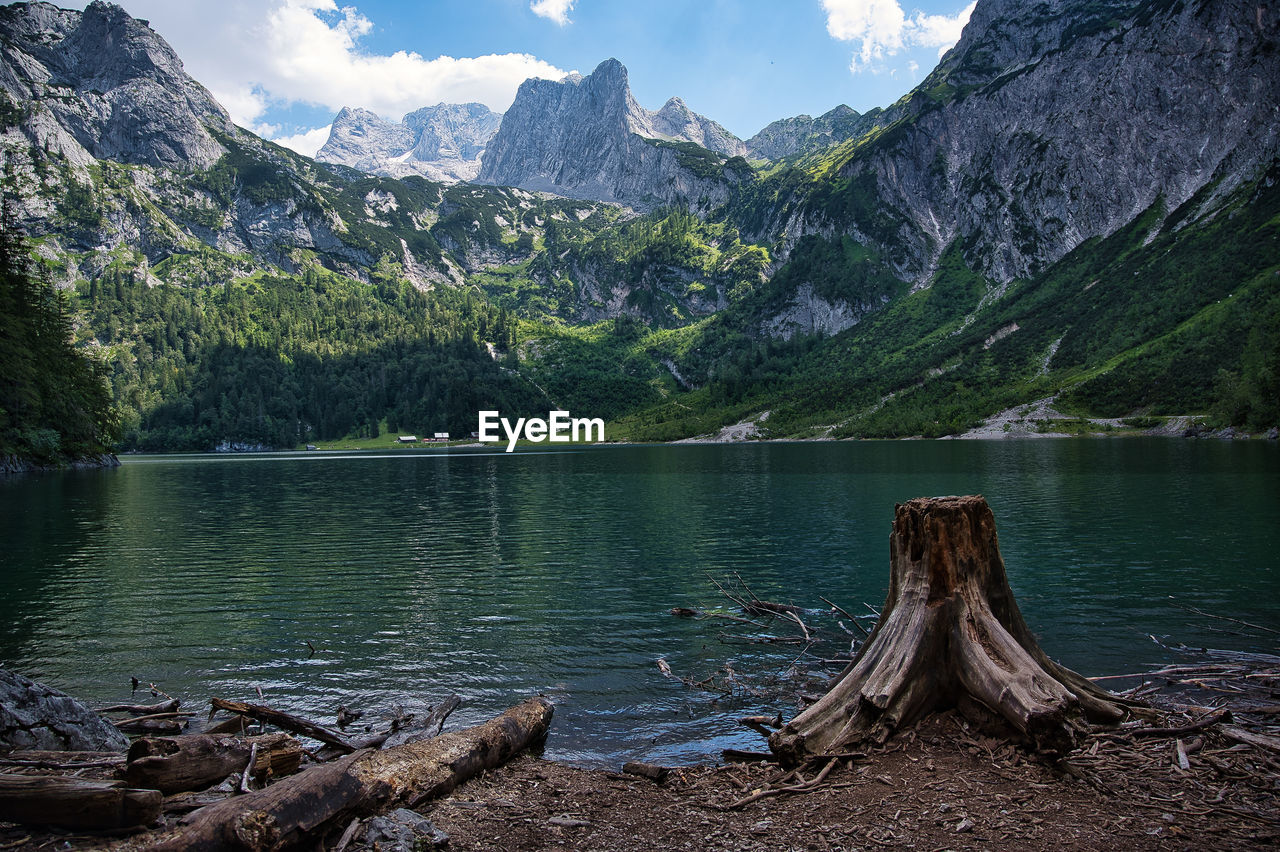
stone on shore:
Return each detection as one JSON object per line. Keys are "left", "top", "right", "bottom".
{"left": 0, "top": 669, "right": 129, "bottom": 751}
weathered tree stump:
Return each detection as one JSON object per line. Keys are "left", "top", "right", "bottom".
{"left": 770, "top": 496, "right": 1130, "bottom": 765}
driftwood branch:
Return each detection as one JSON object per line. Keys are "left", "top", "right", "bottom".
{"left": 1124, "top": 709, "right": 1232, "bottom": 739}
{"left": 0, "top": 774, "right": 161, "bottom": 830}
{"left": 382, "top": 695, "right": 462, "bottom": 749}
{"left": 210, "top": 698, "right": 357, "bottom": 753}
{"left": 141, "top": 696, "right": 553, "bottom": 851}
{"left": 819, "top": 596, "right": 868, "bottom": 637}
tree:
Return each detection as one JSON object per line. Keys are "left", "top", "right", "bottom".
{"left": 0, "top": 190, "right": 118, "bottom": 461}
{"left": 769, "top": 496, "right": 1136, "bottom": 765}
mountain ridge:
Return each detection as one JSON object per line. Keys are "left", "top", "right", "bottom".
{"left": 0, "top": 0, "right": 232, "bottom": 170}
{"left": 315, "top": 102, "right": 503, "bottom": 183}
{"left": 475, "top": 58, "right": 751, "bottom": 209}
{"left": 0, "top": 0, "right": 1276, "bottom": 452}
{"left": 744, "top": 104, "right": 878, "bottom": 161}
{"left": 738, "top": 0, "right": 1280, "bottom": 290}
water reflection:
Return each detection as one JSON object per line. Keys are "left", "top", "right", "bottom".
{"left": 1, "top": 440, "right": 1277, "bottom": 766}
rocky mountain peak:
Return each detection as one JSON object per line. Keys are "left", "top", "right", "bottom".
{"left": 315, "top": 102, "right": 502, "bottom": 183}
{"left": 61, "top": 1, "right": 172, "bottom": 85}
{"left": 476, "top": 57, "right": 747, "bottom": 206}
{"left": 647, "top": 95, "right": 746, "bottom": 157}
{"left": 587, "top": 57, "right": 627, "bottom": 83}
{"left": 744, "top": 103, "right": 871, "bottom": 161}
{"left": 0, "top": 0, "right": 232, "bottom": 170}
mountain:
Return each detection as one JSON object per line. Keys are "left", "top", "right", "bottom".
{"left": 315, "top": 102, "right": 503, "bottom": 183}
{"left": 476, "top": 58, "right": 751, "bottom": 209}
{"left": 644, "top": 96, "right": 746, "bottom": 158}
{"left": 0, "top": 1, "right": 633, "bottom": 449}
{"left": 748, "top": 0, "right": 1280, "bottom": 289}
{"left": 628, "top": 0, "right": 1280, "bottom": 439}
{"left": 744, "top": 105, "right": 877, "bottom": 161}
{"left": 0, "top": 1, "right": 609, "bottom": 288}
{"left": 0, "top": 0, "right": 1276, "bottom": 452}
{"left": 0, "top": 0, "right": 233, "bottom": 169}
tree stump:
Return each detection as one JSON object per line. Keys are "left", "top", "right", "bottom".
{"left": 769, "top": 496, "right": 1130, "bottom": 765}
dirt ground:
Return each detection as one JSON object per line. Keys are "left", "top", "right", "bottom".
{"left": 419, "top": 712, "right": 1278, "bottom": 852}
{"left": 0, "top": 708, "right": 1275, "bottom": 851}
{"left": 2, "top": 666, "right": 1277, "bottom": 852}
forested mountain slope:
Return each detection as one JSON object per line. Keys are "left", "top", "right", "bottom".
{"left": 0, "top": 0, "right": 1275, "bottom": 452}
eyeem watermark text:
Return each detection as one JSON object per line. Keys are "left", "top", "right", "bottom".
{"left": 478, "top": 411, "right": 605, "bottom": 452}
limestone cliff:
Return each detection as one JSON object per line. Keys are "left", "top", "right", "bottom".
{"left": 0, "top": 0, "right": 233, "bottom": 170}
{"left": 316, "top": 103, "right": 502, "bottom": 183}
{"left": 476, "top": 59, "right": 750, "bottom": 210}
{"left": 762, "top": 0, "right": 1280, "bottom": 288}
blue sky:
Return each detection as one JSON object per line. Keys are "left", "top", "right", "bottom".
{"left": 66, "top": 0, "right": 978, "bottom": 154}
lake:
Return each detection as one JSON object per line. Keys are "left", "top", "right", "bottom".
{"left": 2, "top": 440, "right": 1277, "bottom": 765}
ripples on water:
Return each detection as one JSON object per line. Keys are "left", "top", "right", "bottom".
{"left": 1, "top": 441, "right": 1277, "bottom": 765}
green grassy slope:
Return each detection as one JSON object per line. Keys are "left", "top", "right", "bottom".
{"left": 601, "top": 160, "right": 1280, "bottom": 440}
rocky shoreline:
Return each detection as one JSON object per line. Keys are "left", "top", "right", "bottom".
{"left": 0, "top": 453, "right": 120, "bottom": 476}
{"left": 0, "top": 669, "right": 1276, "bottom": 851}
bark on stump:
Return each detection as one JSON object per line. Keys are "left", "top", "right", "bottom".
{"left": 770, "top": 496, "right": 1128, "bottom": 765}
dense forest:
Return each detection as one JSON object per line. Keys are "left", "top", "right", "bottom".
{"left": 11, "top": 153, "right": 1279, "bottom": 457}
{"left": 77, "top": 261, "right": 554, "bottom": 451}
{"left": 0, "top": 199, "right": 117, "bottom": 463}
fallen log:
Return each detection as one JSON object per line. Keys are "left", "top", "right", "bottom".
{"left": 0, "top": 750, "right": 127, "bottom": 770}
{"left": 100, "top": 699, "right": 181, "bottom": 716}
{"left": 769, "top": 496, "right": 1136, "bottom": 765}
{"left": 125, "top": 733, "right": 305, "bottom": 794}
{"left": 0, "top": 773, "right": 161, "bottom": 830}
{"left": 116, "top": 718, "right": 185, "bottom": 736}
{"left": 141, "top": 696, "right": 553, "bottom": 851}
{"left": 210, "top": 698, "right": 357, "bottom": 753}
{"left": 382, "top": 695, "right": 462, "bottom": 749}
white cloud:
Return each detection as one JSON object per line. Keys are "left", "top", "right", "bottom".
{"left": 821, "top": 0, "right": 976, "bottom": 72}
{"left": 530, "top": 0, "right": 575, "bottom": 26}
{"left": 271, "top": 125, "right": 333, "bottom": 157}
{"left": 909, "top": 3, "right": 977, "bottom": 54}
{"left": 79, "top": 1, "right": 565, "bottom": 144}
{"left": 255, "top": 1, "right": 565, "bottom": 120}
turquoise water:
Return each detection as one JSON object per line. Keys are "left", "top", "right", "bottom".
{"left": 1, "top": 440, "right": 1277, "bottom": 765}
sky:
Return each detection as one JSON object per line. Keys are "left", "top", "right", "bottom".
{"left": 61, "top": 0, "right": 978, "bottom": 156}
